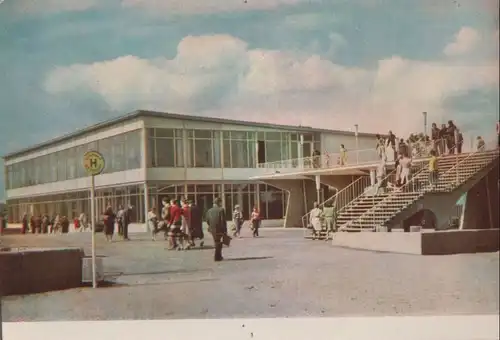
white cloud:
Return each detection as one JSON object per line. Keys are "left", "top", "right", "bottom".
{"left": 443, "top": 27, "right": 481, "bottom": 56}
{"left": 45, "top": 29, "right": 499, "bottom": 138}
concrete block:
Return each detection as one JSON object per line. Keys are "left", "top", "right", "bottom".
{"left": 410, "top": 226, "right": 421, "bottom": 232}
{"left": 0, "top": 247, "right": 84, "bottom": 296}
{"left": 421, "top": 229, "right": 500, "bottom": 255}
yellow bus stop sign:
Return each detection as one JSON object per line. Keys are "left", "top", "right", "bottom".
{"left": 83, "top": 151, "right": 105, "bottom": 176}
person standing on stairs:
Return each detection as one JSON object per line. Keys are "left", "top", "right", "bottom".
{"left": 476, "top": 136, "right": 485, "bottom": 152}
{"left": 399, "top": 154, "right": 412, "bottom": 187}
{"left": 428, "top": 150, "right": 439, "bottom": 191}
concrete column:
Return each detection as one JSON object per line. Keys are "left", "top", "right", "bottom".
{"left": 143, "top": 182, "right": 149, "bottom": 227}
{"left": 370, "top": 170, "right": 376, "bottom": 186}
{"left": 299, "top": 134, "right": 304, "bottom": 169}
{"left": 140, "top": 126, "right": 147, "bottom": 169}
{"left": 221, "top": 183, "right": 226, "bottom": 208}
{"left": 315, "top": 175, "right": 321, "bottom": 203}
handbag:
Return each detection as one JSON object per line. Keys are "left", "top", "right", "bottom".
{"left": 222, "top": 234, "right": 232, "bottom": 247}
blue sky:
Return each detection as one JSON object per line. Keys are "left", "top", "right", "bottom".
{"left": 0, "top": 0, "right": 498, "bottom": 198}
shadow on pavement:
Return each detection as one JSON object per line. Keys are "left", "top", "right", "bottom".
{"left": 119, "top": 268, "right": 209, "bottom": 276}
{"left": 225, "top": 256, "right": 273, "bottom": 262}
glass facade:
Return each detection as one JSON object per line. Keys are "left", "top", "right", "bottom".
{"left": 7, "top": 184, "right": 145, "bottom": 224}
{"left": 5, "top": 129, "right": 141, "bottom": 190}
{"left": 146, "top": 128, "right": 317, "bottom": 169}
{"left": 150, "top": 183, "right": 288, "bottom": 221}
{"left": 6, "top": 183, "right": 287, "bottom": 224}
{"left": 5, "top": 125, "right": 313, "bottom": 224}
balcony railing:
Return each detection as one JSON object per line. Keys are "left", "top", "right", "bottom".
{"left": 257, "top": 138, "right": 435, "bottom": 171}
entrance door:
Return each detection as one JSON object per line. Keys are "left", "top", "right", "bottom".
{"left": 257, "top": 141, "right": 266, "bottom": 164}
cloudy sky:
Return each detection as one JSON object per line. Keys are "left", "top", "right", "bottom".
{"left": 0, "top": 0, "right": 498, "bottom": 197}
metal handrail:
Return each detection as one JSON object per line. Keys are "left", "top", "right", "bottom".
{"left": 257, "top": 147, "right": 378, "bottom": 169}
{"left": 258, "top": 136, "right": 439, "bottom": 169}
{"left": 341, "top": 161, "right": 430, "bottom": 230}
{"left": 434, "top": 141, "right": 499, "bottom": 192}
{"left": 339, "top": 140, "right": 453, "bottom": 230}
{"left": 301, "top": 175, "right": 371, "bottom": 229}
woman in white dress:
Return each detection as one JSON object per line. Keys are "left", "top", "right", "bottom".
{"left": 309, "top": 202, "right": 323, "bottom": 239}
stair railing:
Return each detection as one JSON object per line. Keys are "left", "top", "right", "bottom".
{"left": 435, "top": 140, "right": 499, "bottom": 192}
{"left": 346, "top": 161, "right": 430, "bottom": 231}
{"left": 301, "top": 175, "right": 371, "bottom": 229}
{"left": 341, "top": 142, "right": 456, "bottom": 231}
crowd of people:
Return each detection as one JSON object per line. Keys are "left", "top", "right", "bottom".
{"left": 145, "top": 197, "right": 262, "bottom": 261}
{"left": 14, "top": 212, "right": 90, "bottom": 235}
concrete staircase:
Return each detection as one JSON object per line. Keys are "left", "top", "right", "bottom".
{"left": 338, "top": 149, "right": 499, "bottom": 231}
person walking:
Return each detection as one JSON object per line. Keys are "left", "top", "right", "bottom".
{"left": 148, "top": 207, "right": 158, "bottom": 241}
{"left": 116, "top": 205, "right": 125, "bottom": 238}
{"left": 232, "top": 205, "right": 244, "bottom": 238}
{"left": 188, "top": 200, "right": 204, "bottom": 248}
{"left": 205, "top": 198, "right": 228, "bottom": 262}
{"left": 167, "top": 199, "right": 183, "bottom": 250}
{"left": 122, "top": 204, "right": 132, "bottom": 241}
{"left": 78, "top": 212, "right": 88, "bottom": 232}
{"left": 321, "top": 202, "right": 336, "bottom": 241}
{"left": 250, "top": 207, "right": 261, "bottom": 237}
{"left": 102, "top": 204, "right": 116, "bottom": 242}
{"left": 21, "top": 213, "right": 28, "bottom": 234}
{"left": 309, "top": 202, "right": 322, "bottom": 240}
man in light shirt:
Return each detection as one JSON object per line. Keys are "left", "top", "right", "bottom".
{"left": 428, "top": 150, "right": 438, "bottom": 191}
{"left": 399, "top": 154, "right": 412, "bottom": 186}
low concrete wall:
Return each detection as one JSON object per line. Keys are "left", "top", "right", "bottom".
{"left": 0, "top": 247, "right": 84, "bottom": 296}
{"left": 331, "top": 229, "right": 500, "bottom": 255}
{"left": 421, "top": 229, "right": 500, "bottom": 255}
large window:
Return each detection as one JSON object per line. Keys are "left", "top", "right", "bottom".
{"left": 66, "top": 147, "right": 77, "bottom": 180}
{"left": 110, "top": 134, "right": 125, "bottom": 172}
{"left": 222, "top": 131, "right": 255, "bottom": 168}
{"left": 124, "top": 130, "right": 141, "bottom": 170}
{"left": 147, "top": 128, "right": 183, "bottom": 168}
{"left": 189, "top": 130, "right": 214, "bottom": 168}
{"left": 155, "top": 138, "right": 175, "bottom": 167}
{"left": 264, "top": 132, "right": 283, "bottom": 163}
{"left": 5, "top": 129, "right": 143, "bottom": 190}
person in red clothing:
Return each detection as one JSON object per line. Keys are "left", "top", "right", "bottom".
{"left": 167, "top": 199, "right": 183, "bottom": 250}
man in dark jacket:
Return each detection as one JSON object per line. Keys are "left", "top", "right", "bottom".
{"left": 205, "top": 198, "right": 227, "bottom": 262}
{"left": 122, "top": 205, "right": 132, "bottom": 241}
{"left": 189, "top": 201, "right": 204, "bottom": 248}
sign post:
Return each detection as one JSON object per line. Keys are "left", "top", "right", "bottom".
{"left": 83, "top": 151, "right": 105, "bottom": 289}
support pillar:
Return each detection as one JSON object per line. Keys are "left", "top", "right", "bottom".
{"left": 315, "top": 175, "right": 321, "bottom": 203}
{"left": 143, "top": 182, "right": 149, "bottom": 230}
{"left": 369, "top": 170, "right": 376, "bottom": 186}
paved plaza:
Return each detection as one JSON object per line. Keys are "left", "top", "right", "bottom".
{"left": 1, "top": 229, "right": 499, "bottom": 321}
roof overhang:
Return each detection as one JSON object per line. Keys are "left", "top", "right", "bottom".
{"left": 250, "top": 157, "right": 431, "bottom": 181}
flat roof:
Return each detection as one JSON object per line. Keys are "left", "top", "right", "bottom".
{"left": 2, "top": 110, "right": 378, "bottom": 160}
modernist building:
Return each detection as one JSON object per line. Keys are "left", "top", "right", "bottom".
{"left": 3, "top": 110, "right": 377, "bottom": 226}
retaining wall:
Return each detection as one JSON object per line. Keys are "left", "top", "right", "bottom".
{"left": 0, "top": 247, "right": 84, "bottom": 296}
